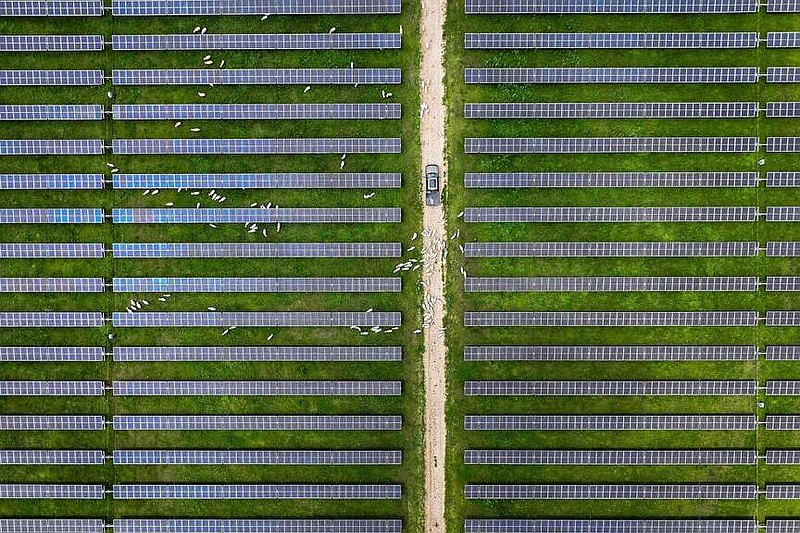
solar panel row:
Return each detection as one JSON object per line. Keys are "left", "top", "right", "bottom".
{"left": 767, "top": 416, "right": 800, "bottom": 430}
{"left": 0, "top": 35, "right": 103, "bottom": 51}
{"left": 767, "top": 242, "right": 800, "bottom": 256}
{"left": 113, "top": 346, "right": 402, "bottom": 362}
{"left": 0, "top": 174, "right": 104, "bottom": 189}
{"left": 0, "top": 209, "right": 103, "bottom": 223}
{"left": 0, "top": 140, "right": 104, "bottom": 155}
{"left": 767, "top": 277, "right": 800, "bottom": 291}
{"left": 0, "top": 450, "right": 104, "bottom": 464}
{"left": 0, "top": 243, "right": 105, "bottom": 258}
{"left": 112, "top": 484, "right": 401, "bottom": 500}
{"left": 465, "top": 32, "right": 759, "bottom": 49}
{"left": 766, "top": 346, "right": 800, "bottom": 360}
{"left": 112, "top": 242, "right": 401, "bottom": 258}
{"left": 464, "top": 449, "right": 758, "bottom": 465}
{"left": 112, "top": 312, "right": 401, "bottom": 327}
{"left": 0, "top": 313, "right": 104, "bottom": 328}
{"left": 464, "top": 484, "right": 757, "bottom": 500}
{"left": 111, "top": 139, "right": 401, "bottom": 154}
{"left": 112, "top": 415, "right": 402, "bottom": 431}
{"left": 0, "top": 484, "right": 104, "bottom": 499}
{"left": 465, "top": 0, "right": 759, "bottom": 14}
{"left": 464, "top": 380, "right": 757, "bottom": 396}
{"left": 0, "top": 415, "right": 105, "bottom": 430}
{"left": 768, "top": 0, "right": 800, "bottom": 12}
{"left": 464, "top": 241, "right": 759, "bottom": 257}
{"left": 0, "top": 520, "right": 104, "bottom": 533}
{"left": 465, "top": 172, "right": 759, "bottom": 188}
{"left": 465, "top": 276, "right": 758, "bottom": 292}
{"left": 112, "top": 33, "right": 401, "bottom": 50}
{"left": 0, "top": 104, "right": 102, "bottom": 121}
{"left": 112, "top": 380, "right": 401, "bottom": 396}
{"left": 0, "top": 381, "right": 104, "bottom": 396}
{"left": 463, "top": 207, "right": 758, "bottom": 222}
{"left": 464, "top": 345, "right": 758, "bottom": 361}
{"left": 0, "top": 346, "right": 104, "bottom": 362}
{"left": 111, "top": 69, "right": 401, "bottom": 86}
{"left": 113, "top": 173, "right": 401, "bottom": 189}
{"left": 0, "top": 70, "right": 103, "bottom": 86}
{"left": 768, "top": 172, "right": 800, "bottom": 186}
{"left": 0, "top": 1, "right": 104, "bottom": 16}
{"left": 112, "top": 208, "right": 401, "bottom": 223}
{"left": 767, "top": 451, "right": 800, "bottom": 464}
{"left": 464, "top": 137, "right": 759, "bottom": 153}
{"left": 464, "top": 311, "right": 759, "bottom": 327}
{"left": 112, "top": 520, "right": 402, "bottom": 533}
{"left": 111, "top": 0, "right": 402, "bottom": 15}
{"left": 0, "top": 278, "right": 104, "bottom": 292}
{"left": 465, "top": 415, "right": 757, "bottom": 431}
{"left": 112, "top": 450, "right": 402, "bottom": 465}
{"left": 464, "top": 520, "right": 758, "bottom": 533}
{"left": 465, "top": 102, "right": 758, "bottom": 119}
{"left": 112, "top": 104, "right": 401, "bottom": 120}
{"left": 465, "top": 67, "right": 759, "bottom": 84}
{"left": 113, "top": 277, "right": 400, "bottom": 292}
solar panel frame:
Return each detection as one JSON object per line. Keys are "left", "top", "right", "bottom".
{"left": 464, "top": 207, "right": 758, "bottom": 222}
{"left": 113, "top": 277, "right": 399, "bottom": 293}
{"left": 465, "top": 276, "right": 758, "bottom": 292}
{"left": 112, "top": 33, "right": 401, "bottom": 51}
{"left": 113, "top": 103, "right": 401, "bottom": 121}
{"left": 112, "top": 380, "right": 401, "bottom": 396}
{"left": 113, "top": 173, "right": 401, "bottom": 189}
{"left": 111, "top": 69, "right": 401, "bottom": 86}
{"left": 766, "top": 346, "right": 800, "bottom": 360}
{"left": 113, "top": 208, "right": 400, "bottom": 224}
{"left": 464, "top": 137, "right": 760, "bottom": 154}
{"left": 111, "top": 0, "right": 402, "bottom": 15}
{"left": 465, "top": 311, "right": 759, "bottom": 327}
{"left": 464, "top": 449, "right": 758, "bottom": 465}
{"left": 768, "top": 0, "right": 800, "bottom": 12}
{"left": 112, "top": 450, "right": 402, "bottom": 465}
{"left": 767, "top": 277, "right": 800, "bottom": 291}
{"left": 0, "top": 313, "right": 104, "bottom": 328}
{"left": 767, "top": 67, "right": 800, "bottom": 82}
{"left": 112, "top": 242, "right": 401, "bottom": 258}
{"left": 767, "top": 172, "right": 800, "bottom": 186}
{"left": 0, "top": 209, "right": 104, "bottom": 223}
{"left": 0, "top": 520, "right": 104, "bottom": 533}
{"left": 113, "top": 312, "right": 401, "bottom": 327}
{"left": 0, "top": 381, "right": 105, "bottom": 396}
{"left": 465, "top": 32, "right": 759, "bottom": 49}
{"left": 0, "top": 346, "right": 104, "bottom": 362}
{"left": 465, "top": 172, "right": 759, "bottom": 188}
{"left": 768, "top": 521, "right": 800, "bottom": 533}
{"left": 464, "top": 380, "right": 757, "bottom": 396}
{"left": 0, "top": 484, "right": 105, "bottom": 499}
{"left": 0, "top": 450, "right": 105, "bottom": 465}
{"left": 113, "top": 346, "right": 401, "bottom": 362}
{"left": 112, "top": 139, "right": 401, "bottom": 155}
{"left": 0, "top": 243, "right": 104, "bottom": 258}
{"left": 0, "top": 105, "right": 103, "bottom": 121}
{"left": 464, "top": 345, "right": 758, "bottom": 361}
{"left": 0, "top": 278, "right": 104, "bottom": 293}
{"left": 465, "top": 414, "right": 758, "bottom": 431}
{"left": 465, "top": 0, "right": 760, "bottom": 14}
{"left": 464, "top": 241, "right": 759, "bottom": 257}
{"left": 767, "top": 451, "right": 800, "bottom": 464}
{"left": 0, "top": 1, "right": 104, "bottom": 16}
{"left": 465, "top": 102, "right": 759, "bottom": 119}
{"left": 0, "top": 174, "right": 104, "bottom": 190}
{"left": 0, "top": 415, "right": 105, "bottom": 430}
{"left": 464, "top": 484, "right": 757, "bottom": 500}
{"left": 766, "top": 485, "right": 800, "bottom": 499}
{"left": 0, "top": 35, "right": 103, "bottom": 51}
{"left": 112, "top": 521, "right": 402, "bottom": 533}
{"left": 113, "top": 484, "right": 401, "bottom": 500}
{"left": 465, "top": 67, "right": 759, "bottom": 84}
{"left": 0, "top": 70, "right": 103, "bottom": 86}
{"left": 0, "top": 140, "right": 104, "bottom": 155}
{"left": 464, "top": 520, "right": 758, "bottom": 533}
{"left": 767, "top": 242, "right": 800, "bottom": 256}
{"left": 113, "top": 415, "right": 402, "bottom": 431}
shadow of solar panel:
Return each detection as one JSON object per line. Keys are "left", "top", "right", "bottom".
{"left": 113, "top": 346, "right": 401, "bottom": 362}
{"left": 0, "top": 174, "right": 104, "bottom": 189}
{"left": 113, "top": 103, "right": 401, "bottom": 120}
{"left": 465, "top": 276, "right": 758, "bottom": 292}
{"left": 113, "top": 277, "right": 399, "bottom": 292}
{"left": 464, "top": 484, "right": 757, "bottom": 500}
{"left": 0, "top": 278, "right": 104, "bottom": 292}
{"left": 113, "top": 450, "right": 402, "bottom": 465}
{"left": 113, "top": 173, "right": 401, "bottom": 189}
{"left": 0, "top": 415, "right": 105, "bottom": 430}
{"left": 465, "top": 0, "right": 759, "bottom": 13}
{"left": 464, "top": 414, "right": 757, "bottom": 431}
{"left": 0, "top": 520, "right": 105, "bottom": 533}
{"left": 112, "top": 380, "right": 401, "bottom": 396}
{"left": 465, "top": 102, "right": 758, "bottom": 118}
{"left": 465, "top": 137, "right": 759, "bottom": 153}
{"left": 465, "top": 67, "right": 759, "bottom": 84}
{"left": 0, "top": 313, "right": 104, "bottom": 328}
{"left": 463, "top": 207, "right": 758, "bottom": 222}
{"left": 112, "top": 0, "right": 402, "bottom": 15}
{"left": 112, "top": 520, "right": 403, "bottom": 533}
{"left": 464, "top": 241, "right": 759, "bottom": 257}
{"left": 465, "top": 32, "right": 759, "bottom": 49}
{"left": 0, "top": 1, "right": 104, "bottom": 16}
{"left": 111, "top": 242, "right": 401, "bottom": 258}
{"left": 113, "top": 312, "right": 401, "bottom": 327}
{"left": 112, "top": 139, "right": 401, "bottom": 154}
{"left": 0, "top": 347, "right": 104, "bottom": 362}
{"left": 0, "top": 105, "right": 104, "bottom": 121}
{"left": 465, "top": 172, "right": 758, "bottom": 188}
{"left": 112, "top": 208, "right": 400, "bottom": 223}
{"left": 0, "top": 381, "right": 104, "bottom": 396}
{"left": 113, "top": 414, "right": 402, "bottom": 430}
{"left": 464, "top": 449, "right": 757, "bottom": 465}
{"left": 113, "top": 484, "right": 401, "bottom": 500}
{"left": 0, "top": 70, "right": 103, "bottom": 86}
{"left": 112, "top": 33, "right": 401, "bottom": 51}
{"left": 464, "top": 311, "right": 759, "bottom": 327}
{"left": 0, "top": 209, "right": 104, "bottom": 223}
{"left": 464, "top": 380, "right": 757, "bottom": 396}
{"left": 0, "top": 485, "right": 104, "bottom": 499}
{"left": 464, "top": 520, "right": 758, "bottom": 533}
{"left": 0, "top": 140, "right": 104, "bottom": 155}
{"left": 464, "top": 345, "right": 758, "bottom": 361}
{"left": 0, "top": 450, "right": 105, "bottom": 465}
{"left": 111, "top": 69, "right": 401, "bottom": 85}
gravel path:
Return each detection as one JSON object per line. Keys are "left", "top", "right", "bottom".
{"left": 419, "top": 0, "right": 448, "bottom": 529}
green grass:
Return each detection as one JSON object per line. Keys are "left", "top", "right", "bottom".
{"left": 444, "top": 6, "right": 800, "bottom": 531}
{"left": 0, "top": 1, "right": 424, "bottom": 527}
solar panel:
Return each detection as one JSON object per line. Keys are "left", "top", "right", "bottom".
{"left": 464, "top": 345, "right": 758, "bottom": 361}
{"left": 0, "top": 209, "right": 104, "bottom": 223}
{"left": 767, "top": 381, "right": 800, "bottom": 395}
{"left": 766, "top": 416, "right": 800, "bottom": 430}
{"left": 113, "top": 415, "right": 401, "bottom": 431}
{"left": 767, "top": 451, "right": 800, "bottom": 464}
{"left": 113, "top": 104, "right": 401, "bottom": 120}
{"left": 465, "top": 0, "right": 759, "bottom": 13}
{"left": 113, "top": 277, "right": 399, "bottom": 292}
{"left": 0, "top": 174, "right": 104, "bottom": 190}
{"left": 465, "top": 102, "right": 758, "bottom": 119}
{"left": 767, "top": 138, "right": 800, "bottom": 152}
{"left": 464, "top": 241, "right": 759, "bottom": 257}
{"left": 464, "top": 449, "right": 757, "bottom": 465}
{"left": 464, "top": 484, "right": 757, "bottom": 500}
{"left": 767, "top": 242, "right": 800, "bottom": 256}
{"left": 113, "top": 346, "right": 401, "bottom": 362}
{"left": 768, "top": 0, "right": 800, "bottom": 12}
{"left": 465, "top": 32, "right": 759, "bottom": 49}
{"left": 465, "top": 311, "right": 759, "bottom": 327}
{"left": 464, "top": 520, "right": 758, "bottom": 533}
{"left": 0, "top": 381, "right": 104, "bottom": 396}
{"left": 113, "top": 380, "right": 401, "bottom": 396}
{"left": 767, "top": 485, "right": 800, "bottom": 499}
{"left": 767, "top": 277, "right": 800, "bottom": 291}
{"left": 466, "top": 277, "right": 758, "bottom": 292}
{"left": 112, "top": 208, "right": 400, "bottom": 223}
{"left": 465, "top": 67, "right": 759, "bottom": 84}
{"left": 465, "top": 380, "right": 757, "bottom": 396}
{"left": 112, "top": 0, "right": 402, "bottom": 15}
{"left": 766, "top": 311, "right": 800, "bottom": 326}
{"left": 0, "top": 243, "right": 104, "bottom": 258}
{"left": 767, "top": 172, "right": 800, "bottom": 186}
{"left": 0, "top": 70, "right": 103, "bottom": 86}
{"left": 465, "top": 415, "right": 757, "bottom": 431}
{"left": 0, "top": 35, "right": 103, "bottom": 51}
{"left": 767, "top": 33, "right": 800, "bottom": 47}
{"left": 0, "top": 1, "right": 104, "bottom": 16}
{"left": 113, "top": 450, "right": 402, "bottom": 465}
{"left": 0, "top": 313, "right": 104, "bottom": 328}
{"left": 0, "top": 346, "right": 104, "bottom": 362}
{"left": 464, "top": 207, "right": 758, "bottom": 222}
{"left": 767, "top": 67, "right": 800, "bottom": 82}
{"left": 0, "top": 485, "right": 104, "bottom": 499}
{"left": 768, "top": 521, "right": 800, "bottom": 533}
{"left": 112, "top": 242, "right": 401, "bottom": 258}
{"left": 111, "top": 69, "right": 401, "bottom": 85}
{"left": 113, "top": 484, "right": 401, "bottom": 500}
{"left": 112, "top": 139, "right": 401, "bottom": 155}
{"left": 0, "top": 140, "right": 104, "bottom": 155}
{"left": 466, "top": 172, "right": 758, "bottom": 188}
{"left": 766, "top": 346, "right": 800, "bottom": 360}
{"left": 0, "top": 415, "right": 105, "bottom": 430}
{"left": 768, "top": 103, "right": 800, "bottom": 118}
{"left": 0, "top": 278, "right": 104, "bottom": 293}
{"left": 767, "top": 207, "right": 800, "bottom": 221}
{"left": 113, "top": 521, "right": 402, "bottom": 533}
{"left": 114, "top": 173, "right": 401, "bottom": 189}
{"left": 113, "top": 312, "right": 401, "bottom": 327}
{"left": 0, "top": 450, "right": 105, "bottom": 464}
{"left": 0, "top": 105, "right": 103, "bottom": 121}
{"left": 0, "top": 520, "right": 104, "bottom": 533}
{"left": 464, "top": 138, "right": 759, "bottom": 154}
{"left": 112, "top": 33, "right": 401, "bottom": 50}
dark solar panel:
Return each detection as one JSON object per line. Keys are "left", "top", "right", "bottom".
{"left": 465, "top": 32, "right": 759, "bottom": 49}
{"left": 112, "top": 69, "right": 401, "bottom": 85}
{"left": 112, "top": 242, "right": 401, "bottom": 258}
{"left": 112, "top": 139, "right": 401, "bottom": 154}
{"left": 113, "top": 103, "right": 401, "bottom": 120}
{"left": 112, "top": 0, "right": 402, "bottom": 15}
{"left": 112, "top": 33, "right": 401, "bottom": 50}
{"left": 465, "top": 102, "right": 758, "bottom": 119}
{"left": 464, "top": 137, "right": 759, "bottom": 153}
{"left": 113, "top": 173, "right": 401, "bottom": 189}
{"left": 464, "top": 241, "right": 758, "bottom": 257}
{"left": 113, "top": 346, "right": 401, "bottom": 362}
{"left": 463, "top": 207, "right": 758, "bottom": 222}
{"left": 0, "top": 35, "right": 103, "bottom": 51}
{"left": 464, "top": 345, "right": 758, "bottom": 361}
{"left": 465, "top": 67, "right": 759, "bottom": 84}
{"left": 465, "top": 172, "right": 758, "bottom": 188}
{"left": 465, "top": 0, "right": 759, "bottom": 13}
{"left": 464, "top": 311, "right": 759, "bottom": 327}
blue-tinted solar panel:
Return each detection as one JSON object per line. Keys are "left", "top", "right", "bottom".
{"left": 464, "top": 520, "right": 757, "bottom": 533}
{"left": 0, "top": 520, "right": 104, "bottom": 533}
{"left": 466, "top": 67, "right": 759, "bottom": 84}
{"left": 0, "top": 105, "right": 103, "bottom": 121}
{"left": 0, "top": 484, "right": 104, "bottom": 499}
{"left": 0, "top": 278, "right": 104, "bottom": 292}
{"left": 112, "top": 33, "right": 401, "bottom": 50}
{"left": 0, "top": 243, "right": 105, "bottom": 258}
{"left": 112, "top": 380, "right": 401, "bottom": 396}
{"left": 464, "top": 207, "right": 758, "bottom": 222}
{"left": 0, "top": 209, "right": 104, "bottom": 223}
{"left": 0, "top": 1, "right": 104, "bottom": 16}
{"left": 113, "top": 520, "right": 401, "bottom": 533}
{"left": 0, "top": 450, "right": 104, "bottom": 464}
{"left": 0, "top": 35, "right": 103, "bottom": 51}
{"left": 112, "top": 208, "right": 400, "bottom": 223}
{"left": 0, "top": 347, "right": 104, "bottom": 362}
{"left": 465, "top": 137, "right": 759, "bottom": 153}
{"left": 465, "top": 102, "right": 759, "bottom": 119}
{"left": 0, "top": 140, "right": 104, "bottom": 155}
{"left": 113, "top": 346, "right": 401, "bottom": 362}
{"left": 112, "top": 242, "right": 400, "bottom": 258}
{"left": 112, "top": 484, "right": 401, "bottom": 500}
{"left": 465, "top": 0, "right": 759, "bottom": 13}
{"left": 112, "top": 0, "right": 402, "bottom": 15}
{"left": 112, "top": 138, "right": 400, "bottom": 154}
{"left": 112, "top": 103, "right": 400, "bottom": 120}
{"left": 0, "top": 415, "right": 105, "bottom": 430}
{"left": 113, "top": 173, "right": 401, "bottom": 189}
{"left": 112, "top": 449, "right": 401, "bottom": 465}
{"left": 113, "top": 415, "right": 402, "bottom": 431}
{"left": 464, "top": 32, "right": 759, "bottom": 49}
{"left": 0, "top": 174, "right": 104, "bottom": 189}
{"left": 111, "top": 69, "right": 401, "bottom": 85}
{"left": 113, "top": 312, "right": 401, "bottom": 327}
{"left": 465, "top": 311, "right": 759, "bottom": 327}
{"left": 0, "top": 313, "right": 104, "bottom": 328}
{"left": 113, "top": 277, "right": 400, "bottom": 292}
{"left": 465, "top": 172, "right": 758, "bottom": 188}
{"left": 0, "top": 70, "right": 103, "bottom": 85}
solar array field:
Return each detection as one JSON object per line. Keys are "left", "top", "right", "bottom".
{"left": 447, "top": 0, "right": 800, "bottom": 530}
{"left": 0, "top": 0, "right": 421, "bottom": 529}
